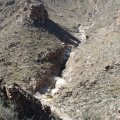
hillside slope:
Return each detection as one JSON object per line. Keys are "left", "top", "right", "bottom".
{"left": 0, "top": 0, "right": 70, "bottom": 88}
{"left": 47, "top": 0, "right": 120, "bottom": 120}
{"left": 0, "top": 0, "right": 120, "bottom": 120}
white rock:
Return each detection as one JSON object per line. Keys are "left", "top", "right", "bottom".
{"left": 51, "top": 77, "right": 67, "bottom": 95}
{"left": 54, "top": 77, "right": 67, "bottom": 88}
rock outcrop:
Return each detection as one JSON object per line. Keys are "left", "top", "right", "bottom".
{"left": 29, "top": 4, "right": 48, "bottom": 24}
{"left": 0, "top": 83, "right": 61, "bottom": 120}
{"left": 28, "top": 46, "right": 69, "bottom": 93}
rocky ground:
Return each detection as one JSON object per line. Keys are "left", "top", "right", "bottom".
{"left": 0, "top": 0, "right": 120, "bottom": 120}
{"left": 48, "top": 0, "right": 120, "bottom": 120}
{"left": 0, "top": 0, "right": 71, "bottom": 89}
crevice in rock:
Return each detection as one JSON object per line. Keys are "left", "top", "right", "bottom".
{"left": 59, "top": 47, "right": 72, "bottom": 77}
{"left": 28, "top": 45, "right": 73, "bottom": 95}
{"left": 23, "top": 3, "right": 80, "bottom": 95}
{"left": 0, "top": 3, "right": 80, "bottom": 120}
{"left": 38, "top": 19, "right": 81, "bottom": 47}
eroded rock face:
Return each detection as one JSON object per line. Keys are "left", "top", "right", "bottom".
{"left": 28, "top": 46, "right": 68, "bottom": 93}
{"left": 29, "top": 3, "right": 48, "bottom": 23}
{"left": 0, "top": 83, "right": 61, "bottom": 120}
{"left": 20, "top": 2, "right": 49, "bottom": 25}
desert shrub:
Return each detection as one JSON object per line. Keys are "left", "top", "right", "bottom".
{"left": 0, "top": 99, "right": 35, "bottom": 120}
{"left": 0, "top": 99, "right": 18, "bottom": 120}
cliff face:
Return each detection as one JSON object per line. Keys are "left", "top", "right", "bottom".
{"left": 0, "top": 83, "right": 61, "bottom": 120}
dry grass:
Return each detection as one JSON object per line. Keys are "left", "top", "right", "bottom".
{"left": 0, "top": 100, "right": 17, "bottom": 120}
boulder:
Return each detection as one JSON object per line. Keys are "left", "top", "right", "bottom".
{"left": 29, "top": 4, "right": 48, "bottom": 23}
